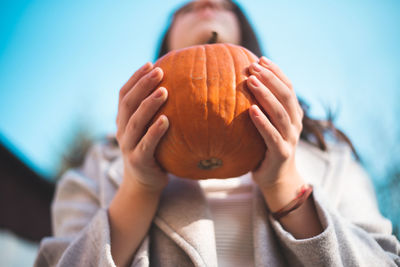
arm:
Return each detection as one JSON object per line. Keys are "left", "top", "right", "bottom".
{"left": 261, "top": 172, "right": 323, "bottom": 239}
{"left": 108, "top": 175, "right": 163, "bottom": 266}
{"left": 247, "top": 57, "right": 400, "bottom": 266}
{"left": 34, "top": 145, "right": 156, "bottom": 267}
{"left": 109, "top": 62, "right": 170, "bottom": 266}
{"left": 268, "top": 156, "right": 400, "bottom": 266}
{"left": 35, "top": 62, "right": 170, "bottom": 267}
{"left": 34, "top": 147, "right": 137, "bottom": 267}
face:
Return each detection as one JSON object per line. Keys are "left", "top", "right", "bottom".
{"left": 168, "top": 0, "right": 241, "bottom": 51}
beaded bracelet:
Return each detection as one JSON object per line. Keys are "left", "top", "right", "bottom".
{"left": 271, "top": 184, "right": 313, "bottom": 220}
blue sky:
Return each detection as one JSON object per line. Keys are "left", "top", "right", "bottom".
{"left": 1, "top": 0, "right": 399, "bottom": 182}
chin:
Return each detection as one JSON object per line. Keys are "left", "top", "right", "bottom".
{"left": 169, "top": 18, "right": 240, "bottom": 50}
{"left": 192, "top": 24, "right": 232, "bottom": 45}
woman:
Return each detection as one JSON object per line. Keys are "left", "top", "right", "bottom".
{"left": 35, "top": 0, "right": 400, "bottom": 266}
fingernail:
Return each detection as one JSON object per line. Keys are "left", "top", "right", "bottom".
{"left": 142, "top": 62, "right": 152, "bottom": 72}
{"left": 159, "top": 115, "right": 169, "bottom": 129}
{"left": 151, "top": 68, "right": 161, "bottom": 78}
{"left": 260, "top": 56, "right": 271, "bottom": 65}
{"left": 249, "top": 76, "right": 259, "bottom": 87}
{"left": 252, "top": 63, "right": 262, "bottom": 72}
{"left": 154, "top": 87, "right": 165, "bottom": 99}
{"left": 251, "top": 105, "right": 261, "bottom": 116}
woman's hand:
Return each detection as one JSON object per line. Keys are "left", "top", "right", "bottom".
{"left": 116, "top": 62, "right": 169, "bottom": 194}
{"left": 110, "top": 63, "right": 170, "bottom": 267}
{"left": 247, "top": 57, "right": 305, "bottom": 203}
{"left": 246, "top": 57, "right": 323, "bottom": 237}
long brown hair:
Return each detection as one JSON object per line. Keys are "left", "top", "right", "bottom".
{"left": 156, "top": 0, "right": 359, "bottom": 159}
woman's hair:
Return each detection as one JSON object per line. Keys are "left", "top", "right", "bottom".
{"left": 156, "top": 0, "right": 359, "bottom": 159}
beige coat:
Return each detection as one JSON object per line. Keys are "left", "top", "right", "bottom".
{"left": 35, "top": 140, "right": 400, "bottom": 266}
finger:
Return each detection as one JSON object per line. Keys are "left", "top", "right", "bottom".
{"left": 249, "top": 62, "right": 300, "bottom": 126}
{"left": 297, "top": 104, "right": 304, "bottom": 128}
{"left": 119, "top": 62, "right": 153, "bottom": 103}
{"left": 118, "top": 67, "right": 163, "bottom": 134}
{"left": 122, "top": 87, "right": 168, "bottom": 151}
{"left": 249, "top": 104, "right": 283, "bottom": 152}
{"left": 247, "top": 75, "right": 292, "bottom": 140}
{"left": 258, "top": 58, "right": 304, "bottom": 129}
{"left": 135, "top": 115, "right": 169, "bottom": 162}
{"left": 116, "top": 62, "right": 153, "bottom": 127}
{"left": 259, "top": 57, "right": 293, "bottom": 91}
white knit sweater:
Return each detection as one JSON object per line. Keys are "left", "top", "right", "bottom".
{"left": 199, "top": 173, "right": 255, "bottom": 267}
{"left": 35, "top": 141, "right": 400, "bottom": 267}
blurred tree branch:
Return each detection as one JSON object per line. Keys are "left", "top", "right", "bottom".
{"left": 55, "top": 121, "right": 95, "bottom": 180}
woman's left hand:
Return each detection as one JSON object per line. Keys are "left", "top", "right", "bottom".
{"left": 247, "top": 57, "right": 304, "bottom": 194}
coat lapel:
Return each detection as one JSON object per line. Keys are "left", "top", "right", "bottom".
{"left": 251, "top": 140, "right": 332, "bottom": 267}
{"left": 107, "top": 160, "right": 218, "bottom": 266}
{"left": 154, "top": 175, "right": 218, "bottom": 266}
{"left": 252, "top": 186, "right": 289, "bottom": 267}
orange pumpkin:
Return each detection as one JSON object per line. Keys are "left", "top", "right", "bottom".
{"left": 153, "top": 43, "right": 266, "bottom": 179}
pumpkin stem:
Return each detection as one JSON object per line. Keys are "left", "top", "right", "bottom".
{"left": 198, "top": 157, "right": 223, "bottom": 170}
{"left": 207, "top": 31, "right": 218, "bottom": 44}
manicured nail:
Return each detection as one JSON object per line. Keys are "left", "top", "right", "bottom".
{"left": 154, "top": 87, "right": 165, "bottom": 99}
{"left": 142, "top": 62, "right": 152, "bottom": 72}
{"left": 151, "top": 67, "right": 161, "bottom": 78}
{"left": 260, "top": 56, "right": 271, "bottom": 65}
{"left": 252, "top": 63, "right": 262, "bottom": 72}
{"left": 249, "top": 76, "right": 259, "bottom": 87}
{"left": 250, "top": 105, "right": 262, "bottom": 116}
{"left": 159, "top": 115, "right": 169, "bottom": 129}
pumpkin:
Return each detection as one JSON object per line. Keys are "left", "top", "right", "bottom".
{"left": 153, "top": 43, "right": 266, "bottom": 179}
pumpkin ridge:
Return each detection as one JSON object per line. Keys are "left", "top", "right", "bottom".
{"left": 237, "top": 46, "right": 263, "bottom": 154}
{"left": 171, "top": 49, "right": 197, "bottom": 160}
{"left": 192, "top": 45, "right": 208, "bottom": 160}
{"left": 215, "top": 44, "right": 236, "bottom": 161}
{"left": 204, "top": 45, "right": 210, "bottom": 160}
{"left": 227, "top": 44, "right": 247, "bottom": 163}
{"left": 242, "top": 47, "right": 257, "bottom": 66}
{"left": 167, "top": 50, "right": 193, "bottom": 165}
{"left": 211, "top": 44, "right": 242, "bottom": 172}
{"left": 205, "top": 44, "right": 221, "bottom": 163}
{"left": 224, "top": 44, "right": 238, "bottom": 125}
{"left": 155, "top": 50, "right": 192, "bottom": 172}
{"left": 223, "top": 44, "right": 254, "bottom": 160}
{"left": 216, "top": 46, "right": 221, "bottom": 122}
{"left": 233, "top": 46, "right": 265, "bottom": 170}
{"left": 214, "top": 44, "right": 224, "bottom": 161}
{"left": 237, "top": 46, "right": 255, "bottom": 101}
{"left": 216, "top": 44, "right": 238, "bottom": 163}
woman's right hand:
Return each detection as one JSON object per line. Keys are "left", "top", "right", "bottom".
{"left": 116, "top": 62, "right": 169, "bottom": 194}
{"left": 109, "top": 62, "right": 169, "bottom": 266}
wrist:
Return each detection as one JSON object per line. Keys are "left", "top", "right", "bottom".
{"left": 121, "top": 175, "right": 165, "bottom": 201}
{"left": 109, "top": 176, "right": 163, "bottom": 224}
{"left": 260, "top": 171, "right": 307, "bottom": 213}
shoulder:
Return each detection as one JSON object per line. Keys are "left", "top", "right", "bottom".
{"left": 296, "top": 139, "right": 355, "bottom": 177}
{"left": 296, "top": 139, "right": 364, "bottom": 202}
{"left": 54, "top": 138, "right": 123, "bottom": 212}
{"left": 57, "top": 137, "right": 121, "bottom": 193}
{"left": 82, "top": 137, "right": 120, "bottom": 167}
